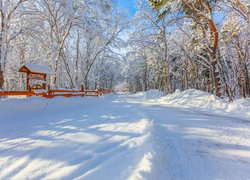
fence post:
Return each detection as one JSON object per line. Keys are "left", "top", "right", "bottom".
{"left": 42, "top": 83, "right": 46, "bottom": 90}
{"left": 81, "top": 85, "right": 85, "bottom": 97}
{"left": 100, "top": 88, "right": 103, "bottom": 96}
{"left": 47, "top": 85, "right": 51, "bottom": 96}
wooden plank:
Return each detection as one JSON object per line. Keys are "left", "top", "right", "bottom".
{"left": 0, "top": 88, "right": 105, "bottom": 98}
{"left": 84, "top": 94, "right": 99, "bottom": 97}
{"left": 45, "top": 93, "right": 84, "bottom": 97}
{"left": 84, "top": 90, "right": 98, "bottom": 93}
{"left": 43, "top": 93, "right": 98, "bottom": 98}
{"left": 50, "top": 89, "right": 83, "bottom": 93}
{"left": 28, "top": 73, "right": 46, "bottom": 80}
{"left": 0, "top": 91, "right": 35, "bottom": 96}
{"left": 44, "top": 93, "right": 97, "bottom": 98}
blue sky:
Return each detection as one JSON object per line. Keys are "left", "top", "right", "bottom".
{"left": 117, "top": 0, "right": 136, "bottom": 17}
{"left": 116, "top": 1, "right": 224, "bottom": 23}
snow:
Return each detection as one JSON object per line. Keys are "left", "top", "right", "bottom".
{"left": 132, "top": 89, "right": 164, "bottom": 100}
{"left": 0, "top": 91, "right": 250, "bottom": 179}
{"left": 34, "top": 89, "right": 47, "bottom": 93}
{"left": 159, "top": 89, "right": 250, "bottom": 119}
{"left": 23, "top": 63, "right": 52, "bottom": 74}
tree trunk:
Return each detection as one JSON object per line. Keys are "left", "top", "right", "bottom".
{"left": 209, "top": 20, "right": 221, "bottom": 97}
{"left": 240, "top": 69, "right": 246, "bottom": 98}
{"left": 0, "top": 4, "right": 6, "bottom": 90}
{"left": 0, "top": 64, "right": 3, "bottom": 89}
{"left": 75, "top": 32, "right": 80, "bottom": 87}
{"left": 211, "top": 54, "right": 221, "bottom": 97}
{"left": 181, "top": 68, "right": 184, "bottom": 90}
{"left": 247, "top": 4, "right": 250, "bottom": 96}
{"left": 244, "top": 63, "right": 250, "bottom": 96}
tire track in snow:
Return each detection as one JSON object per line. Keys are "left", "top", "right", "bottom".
{"left": 134, "top": 104, "right": 184, "bottom": 180}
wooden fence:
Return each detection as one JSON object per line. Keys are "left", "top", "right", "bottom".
{"left": 0, "top": 86, "right": 112, "bottom": 98}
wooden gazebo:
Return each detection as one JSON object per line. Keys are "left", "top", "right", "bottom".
{"left": 18, "top": 63, "right": 51, "bottom": 91}
{"left": 0, "top": 63, "right": 111, "bottom": 98}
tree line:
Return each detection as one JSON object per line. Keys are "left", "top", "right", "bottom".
{"left": 126, "top": 0, "right": 250, "bottom": 100}
{"left": 0, "top": 0, "right": 127, "bottom": 90}
{"left": 1, "top": 0, "right": 249, "bottom": 100}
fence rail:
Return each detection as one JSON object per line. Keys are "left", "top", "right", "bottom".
{"left": 0, "top": 87, "right": 112, "bottom": 98}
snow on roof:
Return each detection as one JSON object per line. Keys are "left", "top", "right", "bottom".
{"left": 21, "top": 63, "right": 52, "bottom": 74}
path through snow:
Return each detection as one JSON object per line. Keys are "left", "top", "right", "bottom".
{"left": 0, "top": 94, "right": 250, "bottom": 179}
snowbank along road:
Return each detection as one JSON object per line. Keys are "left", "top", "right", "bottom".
{"left": 0, "top": 92, "right": 250, "bottom": 179}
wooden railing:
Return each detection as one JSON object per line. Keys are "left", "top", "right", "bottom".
{"left": 0, "top": 86, "right": 112, "bottom": 98}
{"left": 0, "top": 91, "right": 45, "bottom": 97}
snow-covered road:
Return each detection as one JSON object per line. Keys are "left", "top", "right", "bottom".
{"left": 0, "top": 94, "right": 250, "bottom": 179}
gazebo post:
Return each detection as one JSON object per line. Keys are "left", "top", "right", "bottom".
{"left": 27, "top": 72, "right": 30, "bottom": 91}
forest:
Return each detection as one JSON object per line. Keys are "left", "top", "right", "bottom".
{"left": 0, "top": 1, "right": 250, "bottom": 179}
{"left": 0, "top": 0, "right": 250, "bottom": 100}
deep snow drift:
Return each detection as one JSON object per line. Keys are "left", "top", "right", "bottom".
{"left": 159, "top": 89, "right": 250, "bottom": 119}
{"left": 0, "top": 90, "right": 250, "bottom": 179}
{"left": 131, "top": 89, "right": 250, "bottom": 119}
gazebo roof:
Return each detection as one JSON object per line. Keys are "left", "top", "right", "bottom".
{"left": 19, "top": 63, "right": 52, "bottom": 75}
